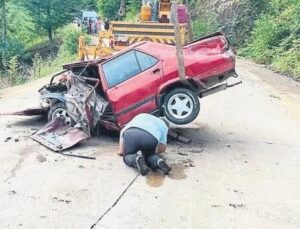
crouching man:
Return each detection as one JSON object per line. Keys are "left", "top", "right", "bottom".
{"left": 118, "top": 113, "right": 172, "bottom": 176}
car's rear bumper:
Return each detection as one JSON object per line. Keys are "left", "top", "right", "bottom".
{"left": 198, "top": 68, "right": 241, "bottom": 98}
{"left": 200, "top": 69, "right": 238, "bottom": 88}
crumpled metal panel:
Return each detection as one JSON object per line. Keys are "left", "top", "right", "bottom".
{"left": 30, "top": 118, "right": 90, "bottom": 152}
{"left": 65, "top": 78, "right": 108, "bottom": 129}
{"left": 0, "top": 107, "right": 47, "bottom": 116}
{"left": 40, "top": 92, "right": 66, "bottom": 103}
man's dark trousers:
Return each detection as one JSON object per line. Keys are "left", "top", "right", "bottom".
{"left": 123, "top": 128, "right": 160, "bottom": 169}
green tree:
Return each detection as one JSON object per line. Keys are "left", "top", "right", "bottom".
{"left": 124, "top": 0, "right": 142, "bottom": 20}
{"left": 241, "top": 0, "right": 300, "bottom": 79}
{"left": 80, "top": 0, "right": 97, "bottom": 10}
{"left": 21, "top": 0, "right": 77, "bottom": 41}
{"left": 127, "top": 0, "right": 141, "bottom": 14}
{"left": 97, "top": 0, "right": 121, "bottom": 19}
{"left": 7, "top": 2, "right": 36, "bottom": 48}
{"left": 0, "top": 0, "right": 7, "bottom": 44}
{"left": 0, "top": 0, "right": 8, "bottom": 69}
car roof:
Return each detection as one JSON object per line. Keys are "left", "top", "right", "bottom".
{"left": 136, "top": 41, "right": 176, "bottom": 58}
{"left": 107, "top": 41, "right": 176, "bottom": 61}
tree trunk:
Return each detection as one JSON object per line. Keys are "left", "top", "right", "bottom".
{"left": 46, "top": 2, "right": 53, "bottom": 41}
{"left": 0, "top": 0, "right": 7, "bottom": 69}
{"left": 48, "top": 27, "right": 53, "bottom": 41}
{"left": 0, "top": 0, "right": 7, "bottom": 44}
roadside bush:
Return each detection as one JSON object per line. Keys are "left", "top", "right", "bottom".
{"left": 32, "top": 53, "right": 43, "bottom": 78}
{"left": 192, "top": 13, "right": 218, "bottom": 39}
{"left": 62, "top": 29, "right": 85, "bottom": 55}
{"left": 125, "top": 0, "right": 141, "bottom": 21}
{"left": 271, "top": 39, "right": 300, "bottom": 80}
{"left": 240, "top": 0, "right": 300, "bottom": 80}
{"left": 190, "top": 0, "right": 268, "bottom": 45}
{"left": 0, "top": 55, "right": 27, "bottom": 88}
{"left": 97, "top": 0, "right": 121, "bottom": 20}
{"left": 33, "top": 46, "right": 76, "bottom": 79}
{"left": 0, "top": 39, "right": 24, "bottom": 69}
{"left": 0, "top": 45, "right": 76, "bottom": 88}
{"left": 7, "top": 56, "right": 22, "bottom": 85}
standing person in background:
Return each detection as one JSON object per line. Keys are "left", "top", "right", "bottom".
{"left": 96, "top": 17, "right": 101, "bottom": 33}
{"left": 104, "top": 18, "right": 110, "bottom": 31}
{"left": 150, "top": 0, "right": 158, "bottom": 21}
{"left": 82, "top": 17, "right": 88, "bottom": 33}
{"left": 88, "top": 18, "right": 92, "bottom": 34}
{"left": 118, "top": 113, "right": 172, "bottom": 176}
{"left": 91, "top": 20, "right": 96, "bottom": 35}
{"left": 100, "top": 18, "right": 105, "bottom": 31}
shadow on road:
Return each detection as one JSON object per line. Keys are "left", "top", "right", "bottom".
{"left": 11, "top": 116, "right": 47, "bottom": 127}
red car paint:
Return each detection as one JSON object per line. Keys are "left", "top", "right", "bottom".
{"left": 95, "top": 33, "right": 236, "bottom": 127}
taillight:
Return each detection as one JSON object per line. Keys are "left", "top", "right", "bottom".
{"left": 220, "top": 36, "right": 229, "bottom": 50}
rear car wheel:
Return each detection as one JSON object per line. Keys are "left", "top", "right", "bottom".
{"left": 47, "top": 102, "right": 74, "bottom": 126}
{"left": 163, "top": 88, "right": 200, "bottom": 125}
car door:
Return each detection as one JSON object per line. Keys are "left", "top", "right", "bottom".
{"left": 102, "top": 49, "right": 162, "bottom": 126}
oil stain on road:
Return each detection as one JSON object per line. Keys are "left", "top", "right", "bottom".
{"left": 146, "top": 159, "right": 194, "bottom": 187}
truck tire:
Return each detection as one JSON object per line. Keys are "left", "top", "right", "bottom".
{"left": 47, "top": 102, "right": 74, "bottom": 126}
{"left": 163, "top": 88, "right": 200, "bottom": 125}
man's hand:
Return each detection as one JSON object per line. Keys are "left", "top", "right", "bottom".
{"left": 156, "top": 143, "right": 166, "bottom": 154}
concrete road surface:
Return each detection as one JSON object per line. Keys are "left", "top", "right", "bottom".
{"left": 0, "top": 59, "right": 299, "bottom": 229}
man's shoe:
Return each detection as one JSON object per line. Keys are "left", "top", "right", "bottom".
{"left": 136, "top": 156, "right": 149, "bottom": 176}
{"left": 157, "top": 159, "right": 172, "bottom": 175}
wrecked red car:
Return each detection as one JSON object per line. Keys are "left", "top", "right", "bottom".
{"left": 6, "top": 32, "right": 241, "bottom": 151}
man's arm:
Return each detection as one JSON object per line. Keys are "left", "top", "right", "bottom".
{"left": 118, "top": 137, "right": 124, "bottom": 156}
{"left": 117, "top": 129, "right": 125, "bottom": 156}
{"left": 156, "top": 125, "right": 168, "bottom": 154}
{"left": 156, "top": 143, "right": 166, "bottom": 154}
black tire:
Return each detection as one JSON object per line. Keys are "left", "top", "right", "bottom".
{"left": 162, "top": 88, "right": 200, "bottom": 125}
{"left": 47, "top": 102, "right": 74, "bottom": 126}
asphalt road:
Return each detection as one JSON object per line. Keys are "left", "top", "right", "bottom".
{"left": 0, "top": 59, "right": 299, "bottom": 229}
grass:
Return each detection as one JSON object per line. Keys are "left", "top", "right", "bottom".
{"left": 0, "top": 23, "right": 81, "bottom": 89}
{"left": 38, "top": 53, "right": 77, "bottom": 79}
{"left": 0, "top": 51, "right": 77, "bottom": 89}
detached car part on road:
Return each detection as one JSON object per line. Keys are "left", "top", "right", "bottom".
{"left": 4, "top": 32, "right": 241, "bottom": 151}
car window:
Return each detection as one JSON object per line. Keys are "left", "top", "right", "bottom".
{"left": 136, "top": 51, "right": 158, "bottom": 71}
{"left": 103, "top": 50, "right": 141, "bottom": 88}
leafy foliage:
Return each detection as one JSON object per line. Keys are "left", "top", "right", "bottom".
{"left": 222, "top": 0, "right": 268, "bottom": 46}
{"left": 20, "top": 0, "right": 77, "bottom": 41}
{"left": 0, "top": 0, "right": 81, "bottom": 86}
{"left": 192, "top": 13, "right": 218, "bottom": 39}
{"left": 97, "top": 0, "right": 121, "bottom": 19}
{"left": 190, "top": 0, "right": 218, "bottom": 38}
{"left": 61, "top": 29, "right": 84, "bottom": 55}
{"left": 80, "top": 0, "right": 97, "bottom": 10}
{"left": 240, "top": 0, "right": 300, "bottom": 79}
{"left": 7, "top": 2, "right": 36, "bottom": 47}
